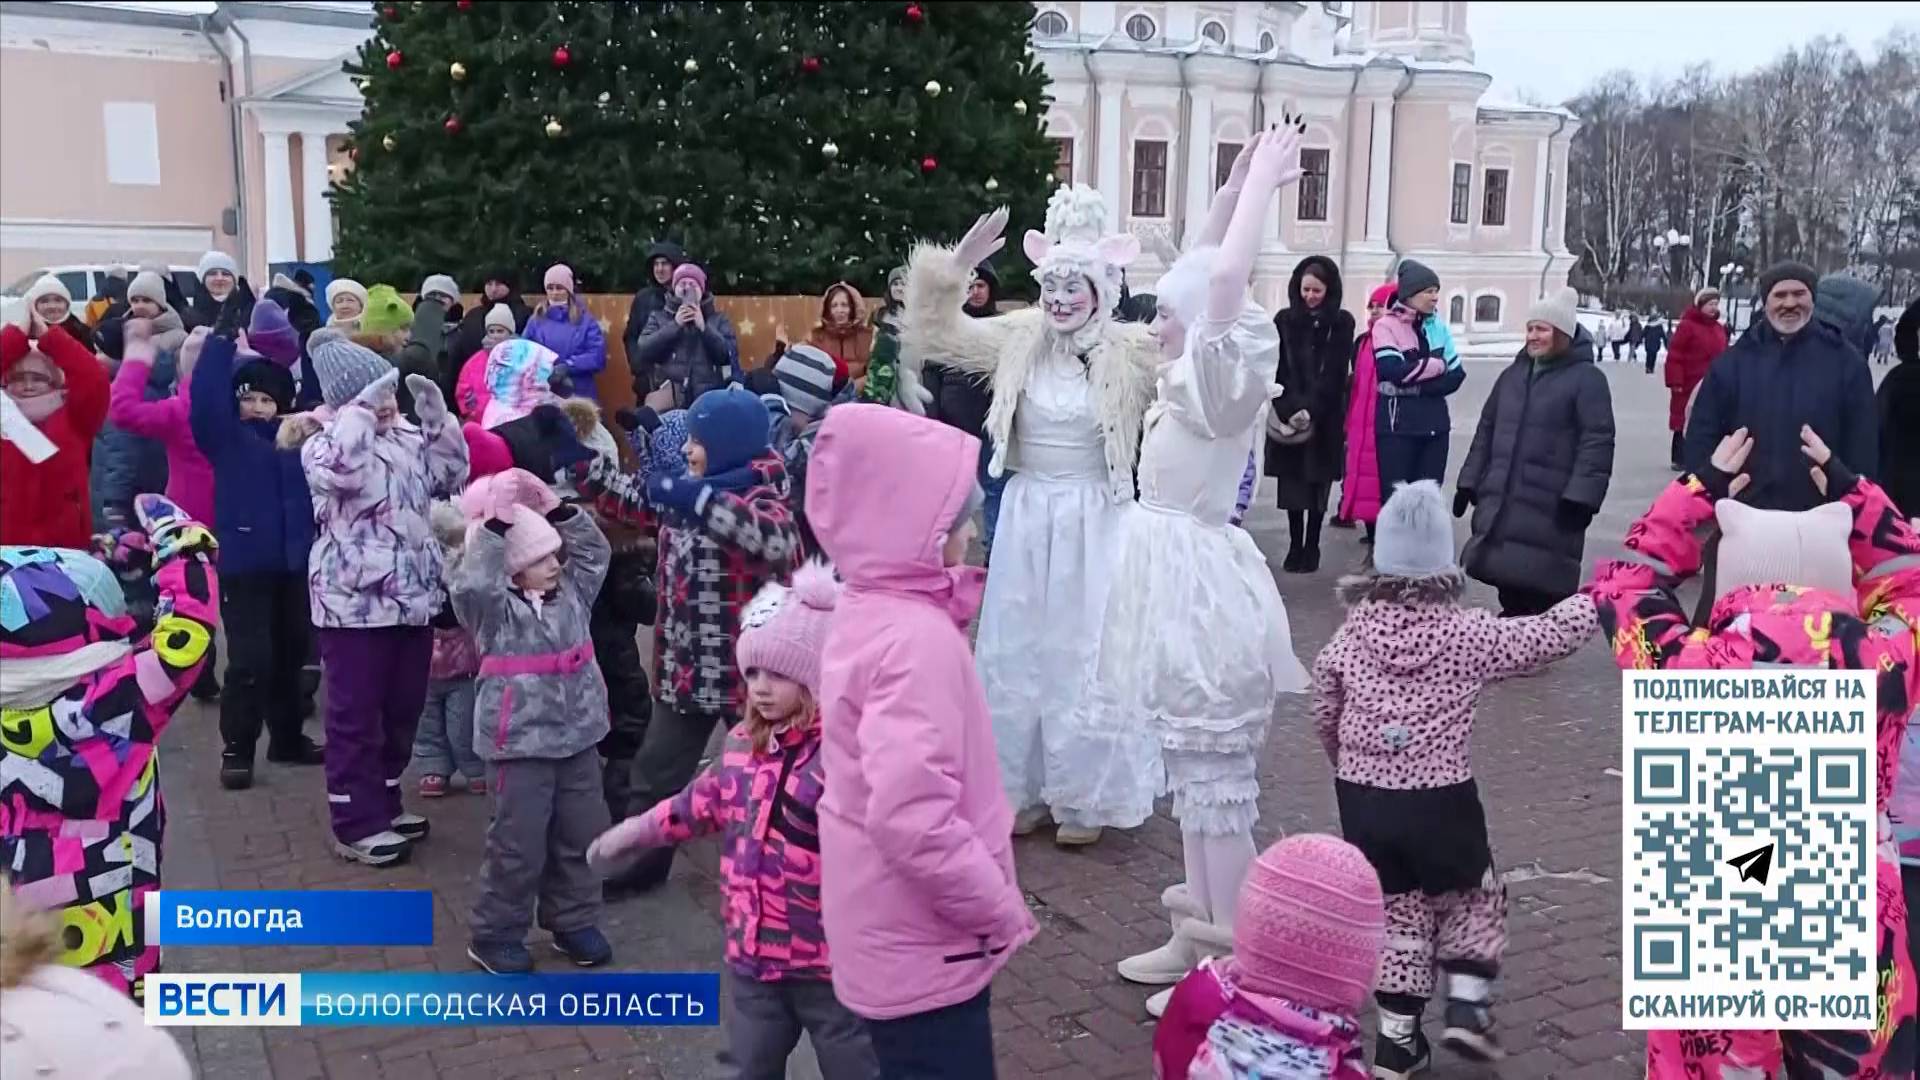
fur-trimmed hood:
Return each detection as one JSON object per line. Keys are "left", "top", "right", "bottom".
{"left": 1335, "top": 568, "right": 1470, "bottom": 675}
{"left": 1335, "top": 568, "right": 1467, "bottom": 606}
{"left": 273, "top": 409, "right": 327, "bottom": 451}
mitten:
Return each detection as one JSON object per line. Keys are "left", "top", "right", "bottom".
{"left": 1453, "top": 488, "right": 1474, "bottom": 519}
{"left": 353, "top": 368, "right": 401, "bottom": 411}
{"left": 586, "top": 816, "right": 655, "bottom": 876}
{"left": 134, "top": 494, "right": 217, "bottom": 561}
{"left": 646, "top": 473, "right": 709, "bottom": 516}
{"left": 405, "top": 373, "right": 448, "bottom": 425}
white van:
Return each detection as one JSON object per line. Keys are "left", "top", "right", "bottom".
{"left": 3, "top": 265, "right": 199, "bottom": 304}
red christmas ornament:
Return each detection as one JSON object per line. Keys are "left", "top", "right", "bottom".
{"left": 457, "top": 0, "right": 471, "bottom": 8}
{"left": 386, "top": 49, "right": 403, "bottom": 70}
{"left": 382, "top": 5, "right": 396, "bottom": 18}
{"left": 920, "top": 155, "right": 938, "bottom": 173}
{"left": 905, "top": 3, "right": 924, "bottom": 22}
{"left": 444, "top": 115, "right": 462, "bottom": 134}
{"left": 802, "top": 56, "right": 821, "bottom": 74}
{"left": 552, "top": 45, "right": 571, "bottom": 68}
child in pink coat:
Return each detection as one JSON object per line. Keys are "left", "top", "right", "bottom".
{"left": 1153, "top": 834, "right": 1384, "bottom": 1079}
{"left": 806, "top": 403, "right": 1037, "bottom": 1078}
{"left": 109, "top": 326, "right": 215, "bottom": 523}
{"left": 587, "top": 562, "right": 877, "bottom": 1079}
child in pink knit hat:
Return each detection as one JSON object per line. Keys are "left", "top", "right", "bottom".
{"left": 1153, "top": 833, "right": 1384, "bottom": 1079}
{"left": 449, "top": 467, "right": 616, "bottom": 975}
{"left": 586, "top": 562, "right": 878, "bottom": 1079}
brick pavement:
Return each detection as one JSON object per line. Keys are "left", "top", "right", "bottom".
{"left": 159, "top": 359, "right": 1700, "bottom": 1079}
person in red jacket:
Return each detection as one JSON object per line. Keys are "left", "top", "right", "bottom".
{"left": 1, "top": 316, "right": 111, "bottom": 548}
{"left": 1663, "top": 288, "right": 1728, "bottom": 470}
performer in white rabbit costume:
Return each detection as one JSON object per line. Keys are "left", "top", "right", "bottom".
{"left": 1079, "top": 126, "right": 1314, "bottom": 1016}
{"left": 901, "top": 185, "right": 1158, "bottom": 845}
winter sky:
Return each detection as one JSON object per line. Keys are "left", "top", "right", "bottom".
{"left": 1470, "top": 0, "right": 1917, "bottom": 106}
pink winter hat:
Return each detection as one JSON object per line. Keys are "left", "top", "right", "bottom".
{"left": 735, "top": 561, "right": 839, "bottom": 694}
{"left": 544, "top": 263, "right": 576, "bottom": 294}
{"left": 1232, "top": 833, "right": 1385, "bottom": 1014}
{"left": 671, "top": 262, "right": 708, "bottom": 295}
{"left": 462, "top": 421, "right": 513, "bottom": 481}
{"left": 503, "top": 503, "right": 561, "bottom": 577}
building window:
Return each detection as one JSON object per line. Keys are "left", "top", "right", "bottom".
{"left": 1035, "top": 9, "right": 1070, "bottom": 37}
{"left": 1449, "top": 295, "right": 1466, "bottom": 325}
{"left": 1200, "top": 20, "right": 1227, "bottom": 46}
{"left": 103, "top": 102, "right": 162, "bottom": 186}
{"left": 1259, "top": 30, "right": 1277, "bottom": 52}
{"left": 1474, "top": 294, "right": 1503, "bottom": 324}
{"left": 1296, "top": 146, "right": 1330, "bottom": 222}
{"left": 1051, "top": 137, "right": 1074, "bottom": 185}
{"left": 1131, "top": 139, "right": 1168, "bottom": 217}
{"left": 1125, "top": 13, "right": 1157, "bottom": 41}
{"left": 1482, "top": 167, "right": 1509, "bottom": 226}
{"left": 1214, "top": 142, "right": 1241, "bottom": 191}
{"left": 1450, "top": 163, "right": 1471, "bottom": 225}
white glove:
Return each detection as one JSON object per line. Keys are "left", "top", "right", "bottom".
{"left": 406, "top": 373, "right": 448, "bottom": 425}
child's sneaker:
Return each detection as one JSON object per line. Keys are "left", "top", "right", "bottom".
{"left": 333, "top": 830, "right": 411, "bottom": 867}
{"left": 1371, "top": 1028, "right": 1431, "bottom": 1079}
{"left": 391, "top": 812, "right": 430, "bottom": 841}
{"left": 550, "top": 927, "right": 613, "bottom": 967}
{"left": 468, "top": 939, "right": 533, "bottom": 975}
{"left": 418, "top": 775, "right": 448, "bottom": 799}
{"left": 466, "top": 776, "right": 488, "bottom": 795}
{"left": 1439, "top": 998, "right": 1504, "bottom": 1061}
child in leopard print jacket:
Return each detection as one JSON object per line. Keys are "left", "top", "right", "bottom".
{"left": 1309, "top": 481, "right": 1595, "bottom": 1078}
{"left": 586, "top": 562, "right": 876, "bottom": 1079}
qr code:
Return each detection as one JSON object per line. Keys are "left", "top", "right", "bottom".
{"left": 1629, "top": 747, "right": 1871, "bottom": 984}
{"left": 1621, "top": 671, "right": 1877, "bottom": 1030}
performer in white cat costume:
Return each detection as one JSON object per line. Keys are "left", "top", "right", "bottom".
{"left": 1070, "top": 127, "right": 1313, "bottom": 1015}
{"left": 901, "top": 185, "right": 1158, "bottom": 846}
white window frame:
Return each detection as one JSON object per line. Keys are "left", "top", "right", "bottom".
{"left": 1034, "top": 7, "right": 1071, "bottom": 37}
{"left": 1480, "top": 165, "right": 1512, "bottom": 230}
{"left": 103, "top": 102, "right": 162, "bottom": 187}
{"left": 1199, "top": 19, "right": 1228, "bottom": 47}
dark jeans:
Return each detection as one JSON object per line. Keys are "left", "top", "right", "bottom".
{"left": 1644, "top": 347, "right": 1660, "bottom": 374}
{"left": 978, "top": 438, "right": 1008, "bottom": 559}
{"left": 218, "top": 572, "right": 311, "bottom": 758}
{"left": 606, "top": 699, "right": 727, "bottom": 892}
{"left": 866, "top": 987, "right": 995, "bottom": 1080}
{"left": 1496, "top": 585, "right": 1564, "bottom": 617}
{"left": 1377, "top": 432, "right": 1450, "bottom": 497}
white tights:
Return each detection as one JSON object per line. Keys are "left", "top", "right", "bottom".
{"left": 1183, "top": 826, "right": 1257, "bottom": 928}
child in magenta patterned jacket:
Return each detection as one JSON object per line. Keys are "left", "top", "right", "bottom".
{"left": 587, "top": 561, "right": 878, "bottom": 1079}
{"left": 1154, "top": 834, "right": 1384, "bottom": 1079}
{"left": 1311, "top": 480, "right": 1595, "bottom": 1076}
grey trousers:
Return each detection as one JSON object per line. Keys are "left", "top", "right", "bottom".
{"left": 718, "top": 969, "right": 878, "bottom": 1080}
{"left": 411, "top": 677, "right": 483, "bottom": 780}
{"left": 470, "top": 749, "right": 610, "bottom": 943}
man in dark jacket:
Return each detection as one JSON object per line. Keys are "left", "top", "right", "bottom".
{"left": 1878, "top": 299, "right": 1920, "bottom": 519}
{"left": 1457, "top": 288, "right": 1615, "bottom": 615}
{"left": 1641, "top": 315, "right": 1666, "bottom": 375}
{"left": 922, "top": 261, "right": 1006, "bottom": 555}
{"left": 623, "top": 240, "right": 686, "bottom": 394}
{"left": 1682, "top": 262, "right": 1878, "bottom": 511}
{"left": 448, "top": 269, "right": 532, "bottom": 372}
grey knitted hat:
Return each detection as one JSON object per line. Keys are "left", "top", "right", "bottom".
{"left": 306, "top": 327, "right": 393, "bottom": 408}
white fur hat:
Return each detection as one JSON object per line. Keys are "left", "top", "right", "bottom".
{"left": 22, "top": 274, "right": 70, "bottom": 308}
{"left": 1022, "top": 184, "right": 1138, "bottom": 319}
{"left": 1374, "top": 480, "right": 1458, "bottom": 578}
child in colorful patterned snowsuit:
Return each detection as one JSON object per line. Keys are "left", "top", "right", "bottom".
{"left": 1153, "top": 834, "right": 1384, "bottom": 1079}
{"left": 588, "top": 562, "right": 877, "bottom": 1078}
{"left": 1586, "top": 426, "right": 1920, "bottom": 1078}
{"left": 1311, "top": 480, "right": 1595, "bottom": 1076}
{"left": 0, "top": 494, "right": 218, "bottom": 1004}
{"left": 452, "top": 468, "right": 614, "bottom": 975}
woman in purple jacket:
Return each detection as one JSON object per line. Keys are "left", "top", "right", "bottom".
{"left": 524, "top": 264, "right": 607, "bottom": 400}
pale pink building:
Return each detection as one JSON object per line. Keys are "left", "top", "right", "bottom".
{"left": 0, "top": 1, "right": 367, "bottom": 293}
{"left": 1034, "top": 0, "right": 1579, "bottom": 336}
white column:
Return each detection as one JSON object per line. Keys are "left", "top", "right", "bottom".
{"left": 1365, "top": 100, "right": 1393, "bottom": 242}
{"left": 1097, "top": 81, "right": 1124, "bottom": 233}
{"left": 299, "top": 131, "right": 334, "bottom": 262}
{"left": 1183, "top": 88, "right": 1215, "bottom": 245}
{"left": 261, "top": 130, "right": 296, "bottom": 265}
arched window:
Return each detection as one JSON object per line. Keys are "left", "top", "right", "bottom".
{"left": 1259, "top": 30, "right": 1277, "bottom": 52}
{"left": 1449, "top": 295, "right": 1466, "bottom": 325}
{"left": 1474, "top": 294, "right": 1503, "bottom": 324}
{"left": 1125, "top": 13, "right": 1158, "bottom": 42}
{"left": 1035, "top": 9, "right": 1070, "bottom": 37}
{"left": 1200, "top": 20, "right": 1227, "bottom": 46}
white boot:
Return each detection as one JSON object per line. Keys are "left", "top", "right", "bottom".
{"left": 333, "top": 830, "right": 412, "bottom": 867}
{"left": 1117, "top": 884, "right": 1210, "bottom": 984}
{"left": 1145, "top": 986, "right": 1175, "bottom": 1018}
{"left": 1139, "top": 917, "right": 1234, "bottom": 1016}
{"left": 1011, "top": 806, "right": 1051, "bottom": 837}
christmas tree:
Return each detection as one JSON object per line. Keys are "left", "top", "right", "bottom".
{"left": 332, "top": 1, "right": 1057, "bottom": 296}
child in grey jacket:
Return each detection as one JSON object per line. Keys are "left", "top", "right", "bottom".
{"left": 451, "top": 467, "right": 614, "bottom": 975}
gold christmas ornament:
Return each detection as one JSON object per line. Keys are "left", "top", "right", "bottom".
{"left": 1014, "top": 99, "right": 1028, "bottom": 115}
{"left": 449, "top": 61, "right": 467, "bottom": 80}
{"left": 544, "top": 117, "right": 564, "bottom": 137}
{"left": 381, "top": 133, "right": 397, "bottom": 151}
{"left": 821, "top": 140, "right": 840, "bottom": 160}
{"left": 985, "top": 177, "right": 999, "bottom": 191}
{"left": 683, "top": 58, "right": 699, "bottom": 74}
{"left": 924, "top": 79, "right": 942, "bottom": 97}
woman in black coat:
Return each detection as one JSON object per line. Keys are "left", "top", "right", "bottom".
{"left": 1264, "top": 255, "right": 1354, "bottom": 573}
{"left": 1878, "top": 298, "right": 1920, "bottom": 519}
{"left": 1456, "top": 289, "right": 1616, "bottom": 615}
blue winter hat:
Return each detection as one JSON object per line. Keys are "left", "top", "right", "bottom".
{"left": 687, "top": 386, "right": 771, "bottom": 475}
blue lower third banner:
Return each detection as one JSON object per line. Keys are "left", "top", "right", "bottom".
{"left": 149, "top": 890, "right": 434, "bottom": 946}
{"left": 145, "top": 972, "right": 721, "bottom": 1026}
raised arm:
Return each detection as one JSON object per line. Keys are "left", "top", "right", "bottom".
{"left": 552, "top": 503, "right": 611, "bottom": 604}
{"left": 188, "top": 333, "right": 242, "bottom": 461}
{"left": 109, "top": 328, "right": 187, "bottom": 439}
{"left": 1207, "top": 126, "right": 1304, "bottom": 324}
{"left": 34, "top": 323, "right": 109, "bottom": 440}
{"left": 900, "top": 210, "right": 1022, "bottom": 379}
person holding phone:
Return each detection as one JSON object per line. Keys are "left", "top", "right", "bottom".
{"left": 631, "top": 262, "right": 738, "bottom": 405}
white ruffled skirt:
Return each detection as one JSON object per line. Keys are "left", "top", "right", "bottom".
{"left": 1066, "top": 502, "right": 1310, "bottom": 835}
